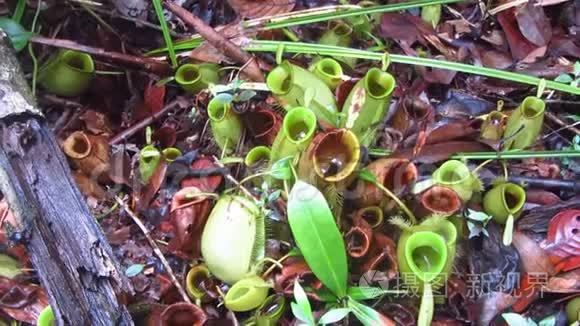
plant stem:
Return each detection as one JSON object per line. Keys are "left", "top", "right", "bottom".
{"left": 369, "top": 148, "right": 580, "bottom": 160}
{"left": 244, "top": 41, "right": 580, "bottom": 95}
{"left": 373, "top": 181, "right": 416, "bottom": 224}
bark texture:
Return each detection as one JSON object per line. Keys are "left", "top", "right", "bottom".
{"left": 0, "top": 31, "right": 133, "bottom": 325}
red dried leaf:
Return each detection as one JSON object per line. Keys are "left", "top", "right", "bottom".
{"left": 135, "top": 160, "right": 168, "bottom": 210}
{"left": 144, "top": 83, "right": 166, "bottom": 115}
{"left": 515, "top": 1, "right": 552, "bottom": 47}
{"left": 541, "top": 209, "right": 580, "bottom": 260}
{"left": 0, "top": 276, "right": 49, "bottom": 324}
{"left": 497, "top": 9, "right": 538, "bottom": 60}
{"left": 180, "top": 156, "right": 223, "bottom": 192}
{"left": 79, "top": 110, "right": 112, "bottom": 135}
{"left": 513, "top": 231, "right": 555, "bottom": 275}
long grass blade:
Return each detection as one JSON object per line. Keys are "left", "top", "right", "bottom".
{"left": 152, "top": 0, "right": 177, "bottom": 68}
{"left": 244, "top": 41, "right": 580, "bottom": 95}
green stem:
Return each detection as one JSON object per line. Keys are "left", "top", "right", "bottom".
{"left": 373, "top": 181, "right": 416, "bottom": 225}
{"left": 418, "top": 282, "right": 434, "bottom": 326}
{"left": 503, "top": 214, "right": 514, "bottom": 246}
{"left": 368, "top": 148, "right": 580, "bottom": 160}
{"left": 244, "top": 41, "right": 580, "bottom": 95}
{"left": 239, "top": 171, "right": 272, "bottom": 185}
{"left": 28, "top": 0, "right": 42, "bottom": 96}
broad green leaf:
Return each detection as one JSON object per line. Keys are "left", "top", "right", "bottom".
{"left": 555, "top": 74, "right": 574, "bottom": 84}
{"left": 347, "top": 286, "right": 404, "bottom": 300}
{"left": 270, "top": 156, "right": 293, "bottom": 180}
{"left": 288, "top": 181, "right": 348, "bottom": 298}
{"left": 291, "top": 302, "right": 314, "bottom": 325}
{"left": 125, "top": 264, "right": 145, "bottom": 277}
{"left": 293, "top": 279, "right": 312, "bottom": 315}
{"left": 358, "top": 168, "right": 377, "bottom": 183}
{"left": 0, "top": 254, "right": 21, "bottom": 278}
{"left": 502, "top": 313, "right": 537, "bottom": 326}
{"left": 0, "top": 18, "right": 33, "bottom": 52}
{"left": 318, "top": 308, "right": 351, "bottom": 325}
{"left": 348, "top": 299, "right": 383, "bottom": 326}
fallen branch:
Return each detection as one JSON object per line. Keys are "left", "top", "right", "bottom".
{"left": 30, "top": 36, "right": 172, "bottom": 75}
{"left": 164, "top": 1, "right": 265, "bottom": 82}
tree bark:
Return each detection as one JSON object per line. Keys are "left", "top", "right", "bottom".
{"left": 0, "top": 32, "right": 134, "bottom": 325}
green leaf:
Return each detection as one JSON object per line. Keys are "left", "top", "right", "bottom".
{"left": 269, "top": 156, "right": 293, "bottom": 180}
{"left": 318, "top": 308, "right": 351, "bottom": 325}
{"left": 125, "top": 264, "right": 145, "bottom": 277}
{"left": 555, "top": 74, "right": 574, "bottom": 84}
{"left": 288, "top": 181, "right": 348, "bottom": 298}
{"left": 466, "top": 209, "right": 492, "bottom": 224}
{"left": 358, "top": 168, "right": 377, "bottom": 183}
{"left": 347, "top": 299, "right": 383, "bottom": 326}
{"left": 292, "top": 280, "right": 315, "bottom": 325}
{"left": 538, "top": 315, "right": 556, "bottom": 326}
{"left": 151, "top": 0, "right": 176, "bottom": 67}
{"left": 0, "top": 18, "right": 33, "bottom": 52}
{"left": 502, "top": 313, "right": 537, "bottom": 326}
{"left": 347, "top": 286, "right": 403, "bottom": 300}
{"left": 0, "top": 254, "right": 21, "bottom": 279}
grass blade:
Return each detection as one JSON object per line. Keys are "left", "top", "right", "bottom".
{"left": 152, "top": 0, "right": 177, "bottom": 68}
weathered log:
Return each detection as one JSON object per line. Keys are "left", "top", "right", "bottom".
{"left": 0, "top": 31, "right": 134, "bottom": 324}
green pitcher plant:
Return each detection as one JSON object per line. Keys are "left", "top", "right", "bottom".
{"left": 175, "top": 63, "right": 220, "bottom": 94}
{"left": 432, "top": 160, "right": 480, "bottom": 202}
{"left": 207, "top": 96, "right": 243, "bottom": 154}
{"left": 306, "top": 128, "right": 361, "bottom": 183}
{"left": 254, "top": 294, "right": 286, "bottom": 326}
{"left": 201, "top": 195, "right": 265, "bottom": 284}
{"left": 269, "top": 107, "right": 317, "bottom": 167}
{"left": 139, "top": 144, "right": 162, "bottom": 184}
{"left": 309, "top": 57, "right": 343, "bottom": 90}
{"left": 396, "top": 217, "right": 457, "bottom": 326}
{"left": 38, "top": 50, "right": 94, "bottom": 97}
{"left": 480, "top": 111, "right": 507, "bottom": 141}
{"left": 483, "top": 182, "right": 526, "bottom": 246}
{"left": 503, "top": 96, "right": 545, "bottom": 150}
{"left": 319, "top": 20, "right": 356, "bottom": 67}
{"left": 266, "top": 61, "right": 339, "bottom": 127}
{"left": 37, "top": 305, "right": 54, "bottom": 326}
{"left": 185, "top": 264, "right": 212, "bottom": 303}
{"left": 224, "top": 275, "right": 270, "bottom": 312}
{"left": 245, "top": 146, "right": 271, "bottom": 168}
{"left": 340, "top": 68, "right": 396, "bottom": 146}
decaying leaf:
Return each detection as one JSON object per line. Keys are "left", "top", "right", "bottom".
{"left": 540, "top": 209, "right": 580, "bottom": 264}
{"left": 227, "top": 0, "right": 295, "bottom": 18}
{"left": 515, "top": 1, "right": 552, "bottom": 47}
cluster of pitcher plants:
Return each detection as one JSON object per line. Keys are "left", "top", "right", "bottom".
{"left": 32, "top": 11, "right": 575, "bottom": 326}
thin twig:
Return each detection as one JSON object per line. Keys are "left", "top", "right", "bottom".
{"left": 115, "top": 196, "right": 192, "bottom": 303}
{"left": 30, "top": 36, "right": 171, "bottom": 75}
{"left": 211, "top": 155, "right": 259, "bottom": 204}
{"left": 544, "top": 111, "right": 580, "bottom": 138}
{"left": 163, "top": 1, "right": 264, "bottom": 82}
{"left": 109, "top": 97, "right": 189, "bottom": 144}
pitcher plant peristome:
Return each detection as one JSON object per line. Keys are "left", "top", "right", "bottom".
{"left": 201, "top": 195, "right": 265, "bottom": 284}
{"left": 308, "top": 128, "right": 361, "bottom": 183}
{"left": 340, "top": 68, "right": 396, "bottom": 146}
{"left": 175, "top": 63, "right": 220, "bottom": 94}
{"left": 432, "top": 160, "right": 479, "bottom": 202}
{"left": 207, "top": 96, "right": 243, "bottom": 154}
{"left": 185, "top": 264, "right": 212, "bottom": 302}
{"left": 310, "top": 57, "right": 344, "bottom": 90}
{"left": 480, "top": 111, "right": 507, "bottom": 141}
{"left": 415, "top": 185, "right": 462, "bottom": 218}
{"left": 266, "top": 61, "right": 339, "bottom": 127}
{"left": 255, "top": 294, "right": 286, "bottom": 326}
{"left": 245, "top": 146, "right": 271, "bottom": 168}
{"left": 483, "top": 182, "right": 526, "bottom": 246}
{"left": 38, "top": 50, "right": 94, "bottom": 97}
{"left": 224, "top": 275, "right": 270, "bottom": 312}
{"left": 269, "top": 107, "right": 317, "bottom": 166}
{"left": 503, "top": 96, "right": 545, "bottom": 150}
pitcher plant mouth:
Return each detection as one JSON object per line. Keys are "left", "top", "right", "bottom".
{"left": 267, "top": 61, "right": 293, "bottom": 95}
{"left": 501, "top": 183, "right": 526, "bottom": 214}
{"left": 365, "top": 68, "right": 395, "bottom": 99}
{"left": 185, "top": 264, "right": 212, "bottom": 302}
{"left": 434, "top": 160, "right": 470, "bottom": 185}
{"left": 520, "top": 96, "right": 545, "bottom": 119}
{"left": 403, "top": 231, "right": 447, "bottom": 283}
{"left": 224, "top": 276, "right": 270, "bottom": 312}
{"left": 160, "top": 302, "right": 207, "bottom": 326}
{"left": 312, "top": 58, "right": 343, "bottom": 89}
{"left": 311, "top": 129, "right": 360, "bottom": 182}
{"left": 355, "top": 206, "right": 384, "bottom": 228}
{"left": 245, "top": 146, "right": 271, "bottom": 167}
{"left": 175, "top": 63, "right": 219, "bottom": 93}
{"left": 282, "top": 107, "right": 317, "bottom": 144}
{"left": 175, "top": 64, "right": 202, "bottom": 85}
{"left": 345, "top": 226, "right": 372, "bottom": 258}
{"left": 381, "top": 159, "right": 418, "bottom": 191}
{"left": 245, "top": 108, "right": 281, "bottom": 145}
{"left": 419, "top": 186, "right": 462, "bottom": 217}
{"left": 256, "top": 294, "right": 286, "bottom": 325}
{"left": 61, "top": 50, "right": 94, "bottom": 73}
{"left": 207, "top": 97, "right": 229, "bottom": 122}
{"left": 63, "top": 131, "right": 92, "bottom": 159}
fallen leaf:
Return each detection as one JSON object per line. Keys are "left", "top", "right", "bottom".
{"left": 144, "top": 83, "right": 166, "bottom": 115}
{"left": 540, "top": 209, "right": 580, "bottom": 260}
{"left": 545, "top": 269, "right": 580, "bottom": 293}
{"left": 380, "top": 13, "right": 434, "bottom": 45}
{"left": 512, "top": 231, "right": 555, "bottom": 275}
{"left": 79, "top": 110, "right": 112, "bottom": 135}
{"left": 472, "top": 291, "right": 518, "bottom": 326}
{"left": 515, "top": 1, "right": 552, "bottom": 46}
{"left": 497, "top": 9, "right": 538, "bottom": 60}
{"left": 227, "top": 0, "right": 295, "bottom": 18}
{"left": 0, "top": 276, "right": 49, "bottom": 324}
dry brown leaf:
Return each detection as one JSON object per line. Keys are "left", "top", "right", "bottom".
{"left": 227, "top": 0, "right": 296, "bottom": 19}
{"left": 512, "top": 231, "right": 555, "bottom": 276}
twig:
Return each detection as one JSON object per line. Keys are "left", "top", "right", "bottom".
{"left": 115, "top": 196, "right": 192, "bottom": 303}
{"left": 163, "top": 1, "right": 264, "bottom": 82}
{"left": 109, "top": 97, "right": 188, "bottom": 144}
{"left": 544, "top": 111, "right": 580, "bottom": 138}
{"left": 211, "top": 155, "right": 259, "bottom": 204}
{"left": 30, "top": 36, "right": 172, "bottom": 75}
